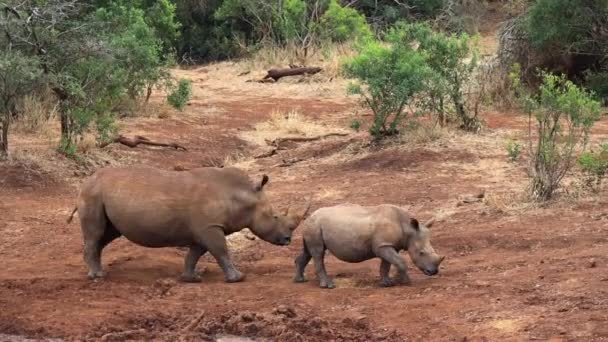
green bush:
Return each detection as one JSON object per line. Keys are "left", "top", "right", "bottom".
{"left": 404, "top": 22, "right": 481, "bottom": 131}
{"left": 511, "top": 68, "right": 602, "bottom": 201}
{"left": 342, "top": 25, "right": 431, "bottom": 140}
{"left": 579, "top": 144, "right": 608, "bottom": 192}
{"left": 584, "top": 70, "right": 608, "bottom": 106}
{"left": 167, "top": 79, "right": 192, "bottom": 111}
{"left": 317, "top": 0, "right": 373, "bottom": 43}
{"left": 349, "top": 119, "right": 361, "bottom": 132}
{"left": 505, "top": 139, "right": 522, "bottom": 162}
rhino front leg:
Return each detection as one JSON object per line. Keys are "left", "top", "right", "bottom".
{"left": 197, "top": 226, "right": 244, "bottom": 283}
{"left": 376, "top": 246, "right": 411, "bottom": 286}
{"left": 180, "top": 245, "right": 207, "bottom": 283}
{"left": 379, "top": 259, "right": 393, "bottom": 287}
{"left": 293, "top": 241, "right": 312, "bottom": 283}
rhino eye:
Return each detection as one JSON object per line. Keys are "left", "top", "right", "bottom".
{"left": 273, "top": 215, "right": 279, "bottom": 219}
{"left": 419, "top": 251, "right": 425, "bottom": 256}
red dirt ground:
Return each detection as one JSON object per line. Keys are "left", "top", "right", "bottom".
{"left": 1, "top": 66, "right": 608, "bottom": 341}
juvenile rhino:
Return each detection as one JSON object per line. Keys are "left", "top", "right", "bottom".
{"left": 67, "top": 166, "right": 310, "bottom": 283}
{"left": 294, "top": 204, "right": 445, "bottom": 289}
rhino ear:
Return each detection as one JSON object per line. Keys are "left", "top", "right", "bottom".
{"left": 410, "top": 218, "right": 420, "bottom": 231}
{"left": 255, "top": 174, "right": 269, "bottom": 192}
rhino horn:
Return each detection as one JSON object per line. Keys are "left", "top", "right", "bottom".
{"left": 424, "top": 218, "right": 436, "bottom": 228}
{"left": 288, "top": 196, "right": 312, "bottom": 222}
{"left": 439, "top": 256, "right": 446, "bottom": 265}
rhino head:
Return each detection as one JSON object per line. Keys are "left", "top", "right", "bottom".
{"left": 248, "top": 175, "right": 311, "bottom": 246}
{"left": 407, "top": 218, "right": 445, "bottom": 276}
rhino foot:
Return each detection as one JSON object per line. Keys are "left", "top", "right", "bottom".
{"left": 380, "top": 278, "right": 395, "bottom": 287}
{"left": 293, "top": 275, "right": 308, "bottom": 283}
{"left": 225, "top": 271, "right": 245, "bottom": 283}
{"left": 180, "top": 273, "right": 202, "bottom": 283}
{"left": 87, "top": 270, "right": 105, "bottom": 280}
{"left": 319, "top": 279, "right": 335, "bottom": 289}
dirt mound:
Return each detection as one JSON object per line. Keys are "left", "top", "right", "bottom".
{"left": 0, "top": 161, "right": 55, "bottom": 190}
{"left": 94, "top": 306, "right": 403, "bottom": 342}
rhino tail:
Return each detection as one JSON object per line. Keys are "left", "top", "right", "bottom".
{"left": 66, "top": 206, "right": 78, "bottom": 224}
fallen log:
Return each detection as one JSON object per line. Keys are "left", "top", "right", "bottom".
{"left": 263, "top": 67, "right": 322, "bottom": 81}
{"left": 266, "top": 132, "right": 349, "bottom": 147}
{"left": 100, "top": 135, "right": 187, "bottom": 151}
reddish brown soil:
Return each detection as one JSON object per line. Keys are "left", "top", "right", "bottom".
{"left": 1, "top": 72, "right": 608, "bottom": 342}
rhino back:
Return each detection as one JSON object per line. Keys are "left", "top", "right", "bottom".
{"left": 311, "top": 205, "right": 381, "bottom": 262}
{"left": 93, "top": 167, "right": 237, "bottom": 247}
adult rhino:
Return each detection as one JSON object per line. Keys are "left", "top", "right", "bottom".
{"left": 294, "top": 204, "right": 444, "bottom": 289}
{"left": 67, "top": 166, "right": 310, "bottom": 283}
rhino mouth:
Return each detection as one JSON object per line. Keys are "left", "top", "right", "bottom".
{"left": 423, "top": 268, "right": 438, "bottom": 276}
{"left": 276, "top": 236, "right": 291, "bottom": 246}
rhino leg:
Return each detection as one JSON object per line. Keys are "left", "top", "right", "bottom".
{"left": 196, "top": 226, "right": 244, "bottom": 283}
{"left": 80, "top": 205, "right": 121, "bottom": 280}
{"left": 379, "top": 259, "right": 394, "bottom": 287}
{"left": 376, "top": 246, "right": 411, "bottom": 286}
{"left": 293, "top": 241, "right": 311, "bottom": 283}
{"left": 180, "top": 245, "right": 207, "bottom": 283}
{"left": 307, "top": 241, "right": 334, "bottom": 289}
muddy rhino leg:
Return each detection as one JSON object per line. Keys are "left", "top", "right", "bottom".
{"left": 293, "top": 241, "right": 312, "bottom": 283}
{"left": 376, "top": 246, "right": 411, "bottom": 286}
{"left": 379, "top": 259, "right": 393, "bottom": 287}
{"left": 180, "top": 245, "right": 207, "bottom": 283}
{"left": 195, "top": 226, "right": 244, "bottom": 283}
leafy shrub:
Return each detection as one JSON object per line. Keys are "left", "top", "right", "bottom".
{"left": 349, "top": 119, "right": 361, "bottom": 132}
{"left": 505, "top": 139, "right": 522, "bottom": 162}
{"left": 317, "top": 0, "right": 373, "bottom": 43}
{"left": 578, "top": 144, "right": 608, "bottom": 192}
{"left": 584, "top": 70, "right": 608, "bottom": 106}
{"left": 342, "top": 25, "right": 430, "bottom": 140}
{"left": 404, "top": 22, "right": 481, "bottom": 131}
{"left": 511, "top": 68, "right": 601, "bottom": 201}
{"left": 167, "top": 79, "right": 192, "bottom": 111}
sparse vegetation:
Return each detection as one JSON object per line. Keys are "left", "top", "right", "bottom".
{"left": 167, "top": 79, "right": 193, "bottom": 111}
{"left": 505, "top": 138, "right": 522, "bottom": 162}
{"left": 511, "top": 67, "right": 601, "bottom": 201}
{"left": 578, "top": 144, "right": 608, "bottom": 192}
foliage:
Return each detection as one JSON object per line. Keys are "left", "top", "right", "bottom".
{"left": 578, "top": 144, "right": 608, "bottom": 192}
{"left": 584, "top": 70, "right": 608, "bottom": 106}
{"left": 505, "top": 138, "right": 522, "bottom": 162}
{"left": 349, "top": 119, "right": 361, "bottom": 132}
{"left": 404, "top": 22, "right": 481, "bottom": 131}
{"left": 317, "top": 0, "right": 372, "bottom": 43}
{"left": 342, "top": 25, "right": 431, "bottom": 140}
{"left": 167, "top": 79, "right": 192, "bottom": 111}
{"left": 0, "top": 50, "right": 43, "bottom": 156}
{"left": 511, "top": 67, "right": 602, "bottom": 201}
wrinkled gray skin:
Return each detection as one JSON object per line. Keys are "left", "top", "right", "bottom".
{"left": 294, "top": 204, "right": 445, "bottom": 289}
{"left": 67, "top": 166, "right": 309, "bottom": 283}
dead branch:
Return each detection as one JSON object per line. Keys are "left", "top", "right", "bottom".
{"left": 182, "top": 311, "right": 205, "bottom": 333}
{"left": 100, "top": 135, "right": 187, "bottom": 151}
{"left": 263, "top": 67, "right": 322, "bottom": 81}
{"left": 254, "top": 148, "right": 278, "bottom": 159}
{"left": 273, "top": 157, "right": 304, "bottom": 168}
{"left": 266, "top": 132, "right": 349, "bottom": 147}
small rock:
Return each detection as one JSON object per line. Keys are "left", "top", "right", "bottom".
{"left": 241, "top": 312, "right": 255, "bottom": 322}
{"left": 588, "top": 259, "right": 597, "bottom": 268}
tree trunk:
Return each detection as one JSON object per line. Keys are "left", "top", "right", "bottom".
{"left": 0, "top": 111, "right": 9, "bottom": 157}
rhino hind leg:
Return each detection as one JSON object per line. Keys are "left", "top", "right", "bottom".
{"left": 307, "top": 241, "right": 334, "bottom": 289}
{"left": 180, "top": 245, "right": 207, "bottom": 283}
{"left": 293, "top": 240, "right": 312, "bottom": 283}
{"left": 376, "top": 246, "right": 411, "bottom": 286}
{"left": 195, "top": 226, "right": 244, "bottom": 283}
{"left": 80, "top": 205, "right": 120, "bottom": 280}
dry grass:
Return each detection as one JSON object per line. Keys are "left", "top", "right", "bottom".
{"left": 399, "top": 122, "right": 453, "bottom": 145}
{"left": 12, "top": 94, "right": 59, "bottom": 138}
{"left": 484, "top": 190, "right": 536, "bottom": 214}
{"left": 239, "top": 109, "right": 348, "bottom": 146}
{"left": 223, "top": 152, "right": 256, "bottom": 170}
{"left": 239, "top": 42, "right": 357, "bottom": 80}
